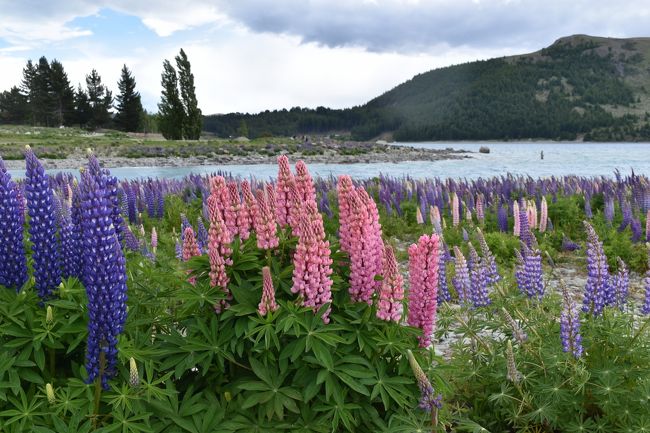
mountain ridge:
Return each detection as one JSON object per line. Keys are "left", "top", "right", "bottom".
{"left": 204, "top": 35, "right": 650, "bottom": 141}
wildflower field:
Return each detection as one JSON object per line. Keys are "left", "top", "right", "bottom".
{"left": 0, "top": 149, "right": 649, "bottom": 433}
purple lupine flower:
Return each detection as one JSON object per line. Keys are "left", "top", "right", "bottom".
{"left": 406, "top": 350, "right": 443, "bottom": 413}
{"left": 562, "top": 236, "right": 581, "bottom": 252}
{"left": 611, "top": 257, "right": 629, "bottom": 311}
{"left": 437, "top": 242, "right": 451, "bottom": 303}
{"left": 519, "top": 207, "right": 533, "bottom": 249}
{"left": 462, "top": 228, "right": 469, "bottom": 242}
{"left": 618, "top": 201, "right": 632, "bottom": 232}
{"left": 105, "top": 172, "right": 124, "bottom": 244}
{"left": 515, "top": 244, "right": 544, "bottom": 300}
{"left": 175, "top": 238, "right": 183, "bottom": 259}
{"left": 477, "top": 228, "right": 500, "bottom": 284}
{"left": 631, "top": 218, "right": 642, "bottom": 243}
{"left": 0, "top": 157, "right": 28, "bottom": 290}
{"left": 582, "top": 222, "right": 611, "bottom": 316}
{"left": 124, "top": 183, "right": 137, "bottom": 224}
{"left": 468, "top": 242, "right": 490, "bottom": 307}
{"left": 145, "top": 185, "right": 155, "bottom": 218}
{"left": 24, "top": 147, "right": 61, "bottom": 301}
{"left": 643, "top": 249, "right": 650, "bottom": 315}
{"left": 156, "top": 186, "right": 165, "bottom": 218}
{"left": 560, "top": 282, "right": 583, "bottom": 359}
{"left": 197, "top": 217, "right": 209, "bottom": 253}
{"left": 180, "top": 214, "right": 191, "bottom": 242}
{"left": 497, "top": 204, "right": 508, "bottom": 232}
{"left": 452, "top": 246, "right": 471, "bottom": 304}
{"left": 124, "top": 225, "right": 140, "bottom": 252}
{"left": 584, "top": 195, "right": 593, "bottom": 219}
{"left": 80, "top": 169, "right": 128, "bottom": 389}
{"left": 59, "top": 201, "right": 81, "bottom": 279}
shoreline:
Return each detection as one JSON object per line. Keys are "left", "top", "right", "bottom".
{"left": 2, "top": 146, "right": 472, "bottom": 170}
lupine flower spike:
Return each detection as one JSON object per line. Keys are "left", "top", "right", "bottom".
{"left": 408, "top": 234, "right": 440, "bottom": 347}
{"left": 0, "top": 157, "right": 28, "bottom": 290}
{"left": 406, "top": 349, "right": 443, "bottom": 415}
{"left": 376, "top": 243, "right": 404, "bottom": 322}
{"left": 560, "top": 280, "right": 583, "bottom": 358}
{"left": 258, "top": 266, "right": 279, "bottom": 316}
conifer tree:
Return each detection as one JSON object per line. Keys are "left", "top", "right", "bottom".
{"left": 175, "top": 49, "right": 202, "bottom": 139}
{"left": 114, "top": 65, "right": 144, "bottom": 132}
{"left": 158, "top": 60, "right": 185, "bottom": 140}
{"left": 74, "top": 85, "right": 92, "bottom": 128}
{"left": 49, "top": 60, "right": 75, "bottom": 126}
{"left": 85, "top": 69, "right": 113, "bottom": 129}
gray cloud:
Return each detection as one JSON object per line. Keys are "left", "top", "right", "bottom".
{"left": 217, "top": 0, "right": 650, "bottom": 52}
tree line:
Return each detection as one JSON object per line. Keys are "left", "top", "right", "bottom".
{"left": 0, "top": 49, "right": 201, "bottom": 139}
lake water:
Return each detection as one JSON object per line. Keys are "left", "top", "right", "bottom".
{"left": 7, "top": 142, "right": 650, "bottom": 180}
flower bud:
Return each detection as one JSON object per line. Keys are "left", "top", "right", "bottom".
{"left": 46, "top": 383, "right": 55, "bottom": 404}
{"left": 129, "top": 357, "right": 139, "bottom": 387}
{"left": 46, "top": 306, "right": 53, "bottom": 326}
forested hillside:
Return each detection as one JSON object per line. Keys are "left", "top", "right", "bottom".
{"left": 204, "top": 35, "right": 650, "bottom": 141}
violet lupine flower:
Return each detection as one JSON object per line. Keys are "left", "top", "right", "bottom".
{"left": 258, "top": 266, "right": 278, "bottom": 316}
{"left": 584, "top": 195, "right": 593, "bottom": 219}
{"left": 462, "top": 228, "right": 469, "bottom": 242}
{"left": 451, "top": 193, "right": 459, "bottom": 227}
{"left": 619, "top": 201, "right": 632, "bottom": 232}
{"left": 291, "top": 203, "right": 333, "bottom": 323}
{"left": 347, "top": 188, "right": 383, "bottom": 304}
{"left": 124, "top": 184, "right": 137, "bottom": 224}
{"left": 254, "top": 188, "right": 280, "bottom": 250}
{"left": 611, "top": 257, "right": 629, "bottom": 311}
{"left": 539, "top": 197, "right": 548, "bottom": 233}
{"left": 560, "top": 282, "right": 583, "bottom": 359}
{"left": 197, "top": 217, "right": 208, "bottom": 253}
{"left": 24, "top": 147, "right": 61, "bottom": 301}
{"left": 582, "top": 221, "right": 611, "bottom": 316}
{"left": 406, "top": 350, "right": 443, "bottom": 413}
{"left": 0, "top": 157, "right": 28, "bottom": 290}
{"left": 468, "top": 243, "right": 490, "bottom": 307}
{"left": 156, "top": 186, "right": 165, "bottom": 218}
{"left": 275, "top": 155, "right": 294, "bottom": 228}
{"left": 174, "top": 238, "right": 182, "bottom": 259}
{"left": 631, "top": 218, "right": 643, "bottom": 243}
{"left": 562, "top": 236, "right": 581, "bottom": 252}
{"left": 519, "top": 208, "right": 533, "bottom": 249}
{"left": 376, "top": 243, "right": 404, "bottom": 322}
{"left": 437, "top": 242, "right": 452, "bottom": 304}
{"left": 515, "top": 244, "right": 544, "bottom": 300}
{"left": 208, "top": 207, "right": 233, "bottom": 313}
{"left": 497, "top": 204, "right": 508, "bottom": 232}
{"left": 407, "top": 234, "right": 440, "bottom": 347}
{"left": 505, "top": 340, "right": 521, "bottom": 384}
{"left": 452, "top": 246, "right": 471, "bottom": 304}
{"left": 476, "top": 194, "right": 485, "bottom": 224}
{"left": 337, "top": 175, "right": 355, "bottom": 252}
{"left": 124, "top": 225, "right": 140, "bottom": 252}
{"left": 646, "top": 210, "right": 650, "bottom": 242}
{"left": 643, "top": 251, "right": 650, "bottom": 315}
{"left": 79, "top": 170, "right": 128, "bottom": 389}
{"left": 476, "top": 228, "right": 500, "bottom": 284}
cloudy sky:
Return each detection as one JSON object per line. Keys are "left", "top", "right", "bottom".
{"left": 1, "top": 1, "right": 648, "bottom": 114}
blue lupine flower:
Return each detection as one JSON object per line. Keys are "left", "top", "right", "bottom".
{"left": 80, "top": 169, "right": 128, "bottom": 389}
{"left": 24, "top": 148, "right": 61, "bottom": 300}
{"left": 0, "top": 157, "right": 28, "bottom": 290}
{"left": 515, "top": 244, "right": 544, "bottom": 300}
{"left": 560, "top": 283, "right": 583, "bottom": 359}
{"left": 582, "top": 221, "right": 610, "bottom": 316}
{"left": 437, "top": 241, "right": 451, "bottom": 303}
{"left": 197, "top": 217, "right": 208, "bottom": 253}
{"left": 58, "top": 199, "right": 81, "bottom": 279}
{"left": 468, "top": 242, "right": 490, "bottom": 307}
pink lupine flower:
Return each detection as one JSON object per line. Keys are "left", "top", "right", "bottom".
{"left": 337, "top": 175, "right": 355, "bottom": 252}
{"left": 254, "top": 188, "right": 279, "bottom": 250}
{"left": 377, "top": 243, "right": 404, "bottom": 322}
{"left": 224, "top": 182, "right": 240, "bottom": 237}
{"left": 182, "top": 227, "right": 201, "bottom": 261}
{"left": 291, "top": 206, "right": 333, "bottom": 323}
{"left": 258, "top": 266, "right": 279, "bottom": 316}
{"left": 476, "top": 194, "right": 485, "bottom": 224}
{"left": 540, "top": 197, "right": 548, "bottom": 233}
{"left": 151, "top": 227, "right": 158, "bottom": 253}
{"left": 407, "top": 233, "right": 440, "bottom": 347}
{"left": 241, "top": 180, "right": 258, "bottom": 229}
{"left": 275, "top": 155, "right": 294, "bottom": 227}
{"left": 348, "top": 188, "right": 383, "bottom": 304}
{"left": 416, "top": 206, "right": 424, "bottom": 224}
{"left": 208, "top": 205, "right": 233, "bottom": 313}
{"left": 430, "top": 205, "right": 442, "bottom": 232}
{"left": 528, "top": 200, "right": 538, "bottom": 229}
{"left": 451, "top": 193, "right": 460, "bottom": 227}
{"left": 207, "top": 176, "right": 228, "bottom": 222}
{"left": 294, "top": 160, "right": 316, "bottom": 204}
{"left": 513, "top": 201, "right": 521, "bottom": 237}
{"left": 465, "top": 204, "right": 472, "bottom": 222}
{"left": 287, "top": 178, "right": 303, "bottom": 236}
{"left": 265, "top": 183, "right": 276, "bottom": 220}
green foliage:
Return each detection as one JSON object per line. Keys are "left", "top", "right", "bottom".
{"left": 114, "top": 65, "right": 144, "bottom": 133}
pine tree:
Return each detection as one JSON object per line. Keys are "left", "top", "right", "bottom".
{"left": 237, "top": 119, "right": 249, "bottom": 137}
{"left": 114, "top": 65, "right": 144, "bottom": 132}
{"left": 20, "top": 60, "right": 37, "bottom": 125}
{"left": 32, "top": 57, "right": 53, "bottom": 126}
{"left": 175, "top": 49, "right": 202, "bottom": 139}
{"left": 85, "top": 69, "right": 113, "bottom": 129}
{"left": 158, "top": 60, "right": 185, "bottom": 140}
{"left": 49, "top": 60, "right": 75, "bottom": 126}
{"left": 74, "top": 85, "right": 92, "bottom": 128}
{"left": 0, "top": 87, "right": 28, "bottom": 124}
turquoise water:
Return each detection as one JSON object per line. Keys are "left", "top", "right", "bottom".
{"left": 7, "top": 142, "right": 650, "bottom": 180}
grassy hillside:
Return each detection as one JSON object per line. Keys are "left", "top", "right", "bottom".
{"left": 205, "top": 35, "right": 650, "bottom": 141}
